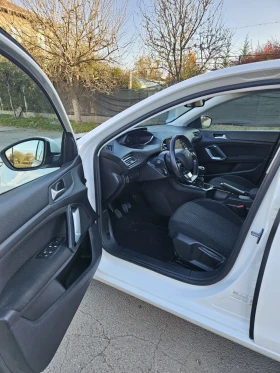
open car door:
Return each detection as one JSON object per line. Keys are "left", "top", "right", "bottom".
{"left": 0, "top": 30, "right": 102, "bottom": 372}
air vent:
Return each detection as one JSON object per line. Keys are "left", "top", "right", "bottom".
{"left": 122, "top": 154, "right": 138, "bottom": 167}
{"left": 162, "top": 142, "right": 168, "bottom": 151}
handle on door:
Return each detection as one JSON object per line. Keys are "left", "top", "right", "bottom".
{"left": 213, "top": 133, "right": 227, "bottom": 139}
{"left": 205, "top": 145, "right": 227, "bottom": 161}
{"left": 66, "top": 205, "right": 81, "bottom": 251}
{"left": 51, "top": 180, "right": 65, "bottom": 201}
{"left": 72, "top": 207, "right": 81, "bottom": 244}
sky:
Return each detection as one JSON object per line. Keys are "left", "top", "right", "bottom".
{"left": 123, "top": 0, "right": 280, "bottom": 68}
{"left": 12, "top": 0, "right": 280, "bottom": 69}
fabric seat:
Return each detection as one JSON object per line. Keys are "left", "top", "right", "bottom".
{"left": 169, "top": 199, "right": 243, "bottom": 260}
{"left": 209, "top": 175, "right": 257, "bottom": 194}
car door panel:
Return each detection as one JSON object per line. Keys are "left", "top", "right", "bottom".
{"left": 195, "top": 130, "right": 279, "bottom": 184}
{"left": 0, "top": 157, "right": 101, "bottom": 373}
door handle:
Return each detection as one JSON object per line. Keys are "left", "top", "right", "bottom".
{"left": 72, "top": 207, "right": 81, "bottom": 244}
{"left": 213, "top": 134, "right": 227, "bottom": 139}
{"left": 51, "top": 180, "right": 65, "bottom": 201}
{"left": 66, "top": 205, "right": 81, "bottom": 251}
{"left": 205, "top": 145, "right": 227, "bottom": 161}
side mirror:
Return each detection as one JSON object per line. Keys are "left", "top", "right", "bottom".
{"left": 0, "top": 138, "right": 61, "bottom": 171}
{"left": 201, "top": 116, "right": 212, "bottom": 129}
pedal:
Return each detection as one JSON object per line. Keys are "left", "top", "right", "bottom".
{"left": 114, "top": 209, "right": 123, "bottom": 219}
{"left": 121, "top": 202, "right": 132, "bottom": 214}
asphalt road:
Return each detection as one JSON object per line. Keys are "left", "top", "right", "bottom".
{"left": 44, "top": 280, "right": 280, "bottom": 373}
{"left": 0, "top": 126, "right": 60, "bottom": 150}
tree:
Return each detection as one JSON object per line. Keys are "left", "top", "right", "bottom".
{"left": 240, "top": 35, "right": 251, "bottom": 62}
{"left": 238, "top": 40, "right": 280, "bottom": 65}
{"left": 0, "top": 58, "right": 32, "bottom": 116}
{"left": 0, "top": 60, "right": 17, "bottom": 117}
{"left": 0, "top": 57, "right": 53, "bottom": 115}
{"left": 134, "top": 56, "right": 162, "bottom": 80}
{"left": 9, "top": 0, "right": 128, "bottom": 121}
{"left": 140, "top": 0, "right": 232, "bottom": 83}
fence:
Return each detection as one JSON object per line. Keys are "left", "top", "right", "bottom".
{"left": 57, "top": 86, "right": 163, "bottom": 123}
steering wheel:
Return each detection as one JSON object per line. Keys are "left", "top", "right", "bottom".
{"left": 169, "top": 134, "right": 199, "bottom": 183}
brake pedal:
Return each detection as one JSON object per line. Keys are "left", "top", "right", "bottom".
{"left": 121, "top": 202, "right": 132, "bottom": 214}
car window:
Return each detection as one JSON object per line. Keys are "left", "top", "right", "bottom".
{"left": 138, "top": 105, "right": 192, "bottom": 126}
{"left": 0, "top": 55, "right": 63, "bottom": 195}
{"left": 203, "top": 91, "right": 280, "bottom": 131}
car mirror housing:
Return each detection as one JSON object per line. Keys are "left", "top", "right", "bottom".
{"left": 0, "top": 137, "right": 61, "bottom": 171}
{"left": 201, "top": 116, "right": 212, "bottom": 129}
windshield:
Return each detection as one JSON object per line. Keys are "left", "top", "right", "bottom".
{"left": 138, "top": 105, "right": 192, "bottom": 126}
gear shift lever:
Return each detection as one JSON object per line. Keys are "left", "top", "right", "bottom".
{"left": 197, "top": 166, "right": 205, "bottom": 188}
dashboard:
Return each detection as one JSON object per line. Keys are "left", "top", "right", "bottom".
{"left": 100, "top": 125, "right": 201, "bottom": 201}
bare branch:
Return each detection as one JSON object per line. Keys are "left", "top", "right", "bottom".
{"left": 1, "top": 0, "right": 128, "bottom": 120}
{"left": 140, "top": 0, "right": 232, "bottom": 83}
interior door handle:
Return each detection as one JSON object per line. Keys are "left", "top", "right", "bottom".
{"left": 213, "top": 134, "right": 227, "bottom": 139}
{"left": 67, "top": 205, "right": 82, "bottom": 251}
{"left": 72, "top": 207, "right": 81, "bottom": 244}
{"left": 205, "top": 145, "right": 227, "bottom": 161}
{"left": 51, "top": 180, "right": 65, "bottom": 201}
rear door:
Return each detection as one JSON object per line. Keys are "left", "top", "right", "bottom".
{"left": 0, "top": 30, "right": 101, "bottom": 372}
{"left": 195, "top": 92, "right": 280, "bottom": 185}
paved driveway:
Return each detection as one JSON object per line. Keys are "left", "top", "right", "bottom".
{"left": 44, "top": 280, "right": 280, "bottom": 373}
{"left": 0, "top": 126, "right": 60, "bottom": 149}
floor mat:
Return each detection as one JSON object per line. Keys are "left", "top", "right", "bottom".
{"left": 111, "top": 216, "right": 175, "bottom": 262}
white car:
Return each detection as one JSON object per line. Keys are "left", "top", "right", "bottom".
{"left": 1, "top": 28, "right": 280, "bottom": 373}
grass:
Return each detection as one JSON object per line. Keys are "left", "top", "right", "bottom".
{"left": 0, "top": 114, "right": 99, "bottom": 133}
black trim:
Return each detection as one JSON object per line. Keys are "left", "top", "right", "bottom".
{"left": 249, "top": 208, "right": 280, "bottom": 340}
{"left": 95, "top": 83, "right": 280, "bottom": 286}
{"left": 62, "top": 132, "right": 78, "bottom": 164}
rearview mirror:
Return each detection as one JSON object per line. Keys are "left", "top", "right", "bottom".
{"left": 201, "top": 116, "right": 212, "bottom": 129}
{"left": 3, "top": 139, "right": 46, "bottom": 170}
{"left": 185, "top": 100, "right": 205, "bottom": 108}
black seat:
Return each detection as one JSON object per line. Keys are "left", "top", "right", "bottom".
{"left": 209, "top": 175, "right": 258, "bottom": 195}
{"left": 169, "top": 199, "right": 243, "bottom": 270}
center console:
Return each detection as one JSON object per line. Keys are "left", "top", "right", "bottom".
{"left": 141, "top": 161, "right": 255, "bottom": 218}
{"left": 190, "top": 168, "right": 254, "bottom": 218}
{"left": 179, "top": 166, "right": 254, "bottom": 218}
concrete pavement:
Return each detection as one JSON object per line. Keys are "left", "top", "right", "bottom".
{"left": 44, "top": 280, "right": 280, "bottom": 373}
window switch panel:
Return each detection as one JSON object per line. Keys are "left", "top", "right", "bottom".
{"left": 35, "top": 237, "right": 65, "bottom": 259}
